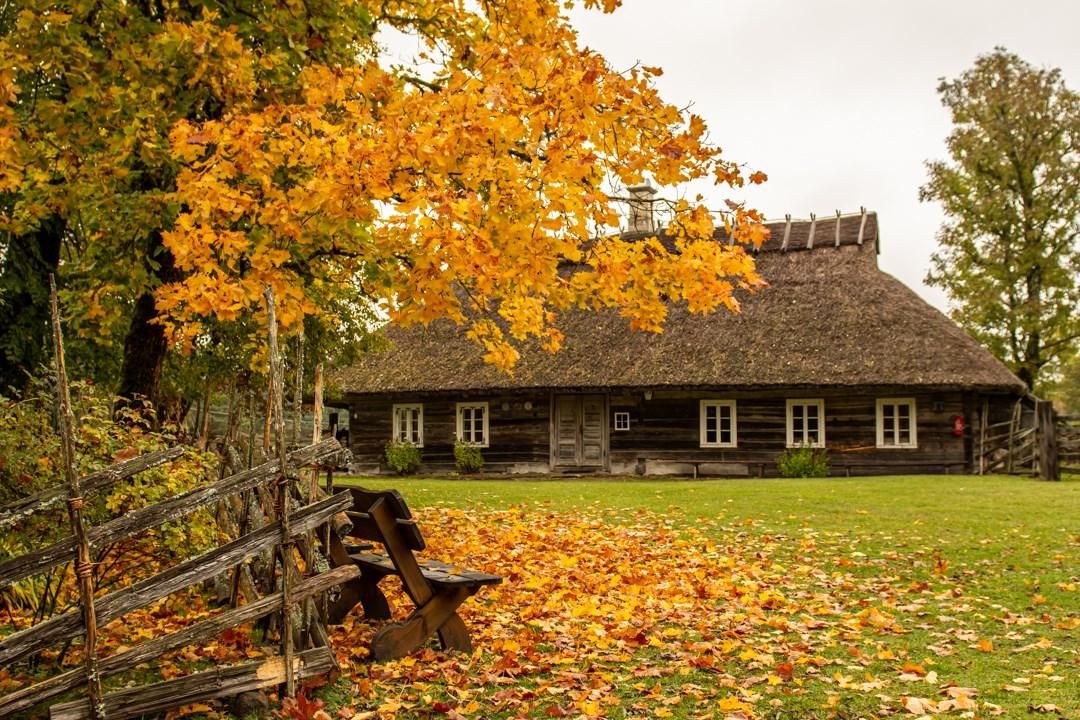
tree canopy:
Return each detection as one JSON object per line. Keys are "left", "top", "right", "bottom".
{"left": 922, "top": 48, "right": 1079, "bottom": 392}
{"left": 0, "top": 0, "right": 766, "bottom": 405}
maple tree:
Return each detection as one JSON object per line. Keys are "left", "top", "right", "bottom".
{"left": 1, "top": 0, "right": 765, "bottom": 404}
{"left": 162, "top": 0, "right": 767, "bottom": 371}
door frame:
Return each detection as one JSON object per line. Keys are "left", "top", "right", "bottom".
{"left": 548, "top": 392, "right": 609, "bottom": 471}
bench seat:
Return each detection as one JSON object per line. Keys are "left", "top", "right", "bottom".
{"left": 349, "top": 552, "right": 502, "bottom": 589}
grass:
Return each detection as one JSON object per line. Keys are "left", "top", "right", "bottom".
{"left": 328, "top": 473, "right": 1079, "bottom": 718}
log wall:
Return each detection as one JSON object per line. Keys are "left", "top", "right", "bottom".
{"left": 348, "top": 392, "right": 551, "bottom": 473}
{"left": 346, "top": 388, "right": 1019, "bottom": 476}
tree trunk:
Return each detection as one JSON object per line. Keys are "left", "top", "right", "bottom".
{"left": 115, "top": 231, "right": 178, "bottom": 412}
{"left": 0, "top": 215, "right": 63, "bottom": 394}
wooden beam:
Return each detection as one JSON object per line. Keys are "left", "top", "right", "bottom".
{"left": 0, "top": 448, "right": 184, "bottom": 529}
{"left": 780, "top": 214, "right": 791, "bottom": 251}
{"left": 806, "top": 213, "right": 817, "bottom": 249}
{"left": 857, "top": 207, "right": 867, "bottom": 245}
{"left": 49, "top": 647, "right": 335, "bottom": 720}
{"left": 0, "top": 439, "right": 341, "bottom": 589}
{"left": 834, "top": 210, "right": 842, "bottom": 247}
{"left": 0, "top": 493, "right": 351, "bottom": 668}
{"left": 0, "top": 566, "right": 358, "bottom": 716}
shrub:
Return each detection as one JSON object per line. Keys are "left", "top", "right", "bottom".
{"left": 454, "top": 440, "right": 484, "bottom": 474}
{"left": 776, "top": 445, "right": 829, "bottom": 478}
{"left": 384, "top": 440, "right": 421, "bottom": 475}
{"left": 0, "top": 379, "right": 216, "bottom": 613}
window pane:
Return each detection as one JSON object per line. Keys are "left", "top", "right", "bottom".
{"left": 898, "top": 403, "right": 910, "bottom": 420}
{"left": 899, "top": 427, "right": 911, "bottom": 445}
{"left": 806, "top": 404, "right": 818, "bottom": 420}
{"left": 706, "top": 427, "right": 717, "bottom": 444}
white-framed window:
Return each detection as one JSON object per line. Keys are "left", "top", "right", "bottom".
{"left": 613, "top": 411, "right": 630, "bottom": 431}
{"left": 877, "top": 398, "right": 917, "bottom": 448}
{"left": 392, "top": 404, "right": 423, "bottom": 446}
{"left": 786, "top": 399, "right": 825, "bottom": 448}
{"left": 700, "top": 400, "right": 737, "bottom": 448}
{"left": 456, "top": 402, "right": 489, "bottom": 447}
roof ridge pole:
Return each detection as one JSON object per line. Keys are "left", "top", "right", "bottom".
{"left": 857, "top": 206, "right": 867, "bottom": 245}
{"left": 806, "top": 212, "right": 816, "bottom": 249}
{"left": 834, "top": 210, "right": 842, "bottom": 247}
{"left": 781, "top": 214, "right": 792, "bottom": 251}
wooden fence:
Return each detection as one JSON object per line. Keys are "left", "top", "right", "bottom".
{"left": 0, "top": 284, "right": 357, "bottom": 719}
{"left": 1056, "top": 415, "right": 1080, "bottom": 475}
{"left": 976, "top": 397, "right": 1062, "bottom": 480}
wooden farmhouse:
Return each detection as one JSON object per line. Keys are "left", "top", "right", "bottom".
{"left": 332, "top": 208, "right": 1025, "bottom": 477}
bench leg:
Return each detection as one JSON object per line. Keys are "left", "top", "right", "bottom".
{"left": 371, "top": 587, "right": 470, "bottom": 661}
{"left": 436, "top": 612, "right": 472, "bottom": 653}
{"left": 327, "top": 574, "right": 393, "bottom": 624}
{"left": 358, "top": 574, "right": 393, "bottom": 620}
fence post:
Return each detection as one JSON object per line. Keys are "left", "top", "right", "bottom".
{"left": 49, "top": 277, "right": 105, "bottom": 720}
{"left": 265, "top": 287, "right": 296, "bottom": 697}
{"left": 1036, "top": 400, "right": 1060, "bottom": 481}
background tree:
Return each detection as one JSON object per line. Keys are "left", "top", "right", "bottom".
{"left": 922, "top": 48, "right": 1079, "bottom": 392}
{"left": 0, "top": 0, "right": 377, "bottom": 405}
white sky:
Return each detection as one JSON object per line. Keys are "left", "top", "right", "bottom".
{"left": 567, "top": 0, "right": 1080, "bottom": 310}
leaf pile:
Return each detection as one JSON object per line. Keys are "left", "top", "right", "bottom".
{"left": 328, "top": 504, "right": 1077, "bottom": 719}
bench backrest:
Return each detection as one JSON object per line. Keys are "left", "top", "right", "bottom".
{"left": 339, "top": 486, "right": 426, "bottom": 552}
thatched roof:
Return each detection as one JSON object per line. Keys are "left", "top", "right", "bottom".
{"left": 335, "top": 212, "right": 1024, "bottom": 395}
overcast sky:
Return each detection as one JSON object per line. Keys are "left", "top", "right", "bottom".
{"left": 567, "top": 0, "right": 1080, "bottom": 310}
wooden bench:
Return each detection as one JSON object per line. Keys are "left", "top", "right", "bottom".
{"left": 326, "top": 487, "right": 501, "bottom": 661}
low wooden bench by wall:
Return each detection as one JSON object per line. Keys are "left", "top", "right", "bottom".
{"left": 326, "top": 487, "right": 501, "bottom": 661}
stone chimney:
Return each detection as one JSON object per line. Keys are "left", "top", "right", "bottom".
{"left": 626, "top": 183, "right": 657, "bottom": 234}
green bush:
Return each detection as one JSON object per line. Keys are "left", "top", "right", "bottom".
{"left": 0, "top": 379, "right": 216, "bottom": 613}
{"left": 454, "top": 440, "right": 484, "bottom": 474}
{"left": 776, "top": 445, "right": 829, "bottom": 478}
{"left": 384, "top": 440, "right": 421, "bottom": 475}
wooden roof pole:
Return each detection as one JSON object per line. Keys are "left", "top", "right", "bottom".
{"left": 781, "top": 214, "right": 792, "bottom": 252}
{"left": 806, "top": 213, "right": 817, "bottom": 249}
{"left": 834, "top": 210, "right": 842, "bottom": 247}
{"left": 50, "top": 276, "right": 105, "bottom": 720}
{"left": 857, "top": 207, "right": 868, "bottom": 245}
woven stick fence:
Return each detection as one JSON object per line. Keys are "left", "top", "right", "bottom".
{"left": 0, "top": 285, "right": 356, "bottom": 719}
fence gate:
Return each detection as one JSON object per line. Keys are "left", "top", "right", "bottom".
{"left": 976, "top": 396, "right": 1061, "bottom": 480}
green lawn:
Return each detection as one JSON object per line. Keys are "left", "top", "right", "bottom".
{"left": 328, "top": 474, "right": 1079, "bottom": 719}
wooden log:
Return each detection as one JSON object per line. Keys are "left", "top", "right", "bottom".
{"left": 49, "top": 647, "right": 335, "bottom": 720}
{"left": 0, "top": 565, "right": 358, "bottom": 716}
{"left": 0, "top": 448, "right": 184, "bottom": 529}
{"left": 0, "top": 492, "right": 351, "bottom": 668}
{"left": 49, "top": 277, "right": 104, "bottom": 720}
{"left": 0, "top": 439, "right": 341, "bottom": 589}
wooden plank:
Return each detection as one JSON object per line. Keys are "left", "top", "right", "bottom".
{"left": 0, "top": 447, "right": 184, "bottom": 529}
{"left": 0, "top": 565, "right": 358, "bottom": 716}
{"left": 49, "top": 646, "right": 334, "bottom": 720}
{"left": 0, "top": 439, "right": 341, "bottom": 589}
{"left": 0, "top": 492, "right": 350, "bottom": 668}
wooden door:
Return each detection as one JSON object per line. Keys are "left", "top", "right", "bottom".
{"left": 553, "top": 394, "right": 607, "bottom": 468}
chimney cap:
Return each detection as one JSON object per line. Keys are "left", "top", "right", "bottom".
{"left": 626, "top": 182, "right": 658, "bottom": 197}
